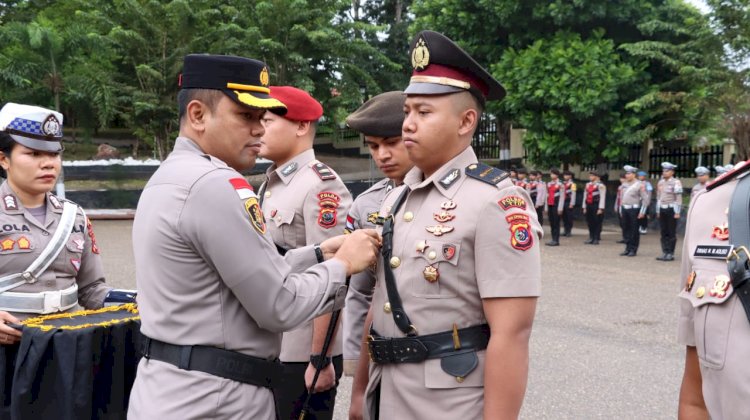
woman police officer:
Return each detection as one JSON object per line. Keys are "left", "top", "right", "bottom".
{"left": 0, "top": 102, "right": 130, "bottom": 345}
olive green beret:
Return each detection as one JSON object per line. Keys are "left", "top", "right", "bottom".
{"left": 346, "top": 91, "right": 405, "bottom": 138}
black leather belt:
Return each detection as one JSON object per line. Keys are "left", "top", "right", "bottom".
{"left": 727, "top": 173, "right": 750, "bottom": 324}
{"left": 367, "top": 324, "right": 490, "bottom": 364}
{"left": 140, "top": 335, "right": 282, "bottom": 389}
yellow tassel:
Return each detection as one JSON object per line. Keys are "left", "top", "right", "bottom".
{"left": 22, "top": 303, "right": 140, "bottom": 332}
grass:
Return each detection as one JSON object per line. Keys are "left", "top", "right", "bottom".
{"left": 64, "top": 179, "right": 148, "bottom": 190}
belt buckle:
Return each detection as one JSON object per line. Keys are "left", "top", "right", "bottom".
{"left": 727, "top": 246, "right": 750, "bottom": 263}
{"left": 21, "top": 271, "right": 37, "bottom": 284}
{"left": 42, "top": 290, "right": 63, "bottom": 313}
{"left": 366, "top": 335, "right": 375, "bottom": 361}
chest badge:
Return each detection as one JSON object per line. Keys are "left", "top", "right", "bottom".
{"left": 17, "top": 236, "right": 30, "bottom": 249}
{"left": 685, "top": 271, "right": 696, "bottom": 292}
{"left": 711, "top": 223, "right": 729, "bottom": 241}
{"left": 70, "top": 258, "right": 81, "bottom": 272}
{"left": 72, "top": 238, "right": 85, "bottom": 251}
{"left": 423, "top": 265, "right": 439, "bottom": 282}
{"left": 1, "top": 238, "right": 14, "bottom": 251}
{"left": 416, "top": 240, "right": 429, "bottom": 253}
{"left": 426, "top": 225, "right": 454, "bottom": 237}
{"left": 433, "top": 211, "right": 455, "bottom": 223}
{"left": 709, "top": 275, "right": 731, "bottom": 298}
{"left": 443, "top": 244, "right": 456, "bottom": 260}
{"left": 439, "top": 168, "right": 460, "bottom": 189}
{"left": 440, "top": 200, "right": 457, "bottom": 210}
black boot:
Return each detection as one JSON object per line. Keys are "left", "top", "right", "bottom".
{"left": 546, "top": 240, "right": 560, "bottom": 246}
{"left": 664, "top": 253, "right": 674, "bottom": 261}
{"left": 584, "top": 239, "right": 594, "bottom": 244}
{"left": 656, "top": 254, "right": 668, "bottom": 261}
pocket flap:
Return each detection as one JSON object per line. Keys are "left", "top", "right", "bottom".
{"left": 270, "top": 208, "right": 295, "bottom": 228}
{"left": 412, "top": 240, "right": 460, "bottom": 266}
{"left": 678, "top": 268, "right": 734, "bottom": 308}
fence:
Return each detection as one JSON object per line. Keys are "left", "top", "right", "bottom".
{"left": 581, "top": 145, "right": 644, "bottom": 172}
{"left": 472, "top": 115, "right": 501, "bottom": 159}
{"left": 648, "top": 145, "right": 726, "bottom": 178}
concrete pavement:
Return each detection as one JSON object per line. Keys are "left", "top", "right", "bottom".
{"left": 93, "top": 219, "right": 684, "bottom": 419}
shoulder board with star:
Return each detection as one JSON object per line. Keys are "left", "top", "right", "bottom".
{"left": 465, "top": 163, "right": 508, "bottom": 186}
{"left": 311, "top": 162, "right": 337, "bottom": 181}
{"left": 707, "top": 160, "right": 750, "bottom": 191}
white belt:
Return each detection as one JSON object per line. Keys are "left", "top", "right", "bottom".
{"left": 660, "top": 204, "right": 676, "bottom": 209}
{"left": 621, "top": 204, "right": 641, "bottom": 209}
{"left": 0, "top": 284, "right": 78, "bottom": 314}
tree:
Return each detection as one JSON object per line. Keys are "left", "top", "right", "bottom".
{"left": 411, "top": 0, "right": 723, "bottom": 167}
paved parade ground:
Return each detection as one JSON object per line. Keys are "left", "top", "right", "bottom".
{"left": 95, "top": 218, "right": 684, "bottom": 419}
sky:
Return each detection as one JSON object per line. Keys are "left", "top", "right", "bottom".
{"left": 684, "top": 0, "right": 710, "bottom": 14}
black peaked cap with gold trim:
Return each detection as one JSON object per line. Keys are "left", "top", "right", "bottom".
{"left": 407, "top": 31, "right": 506, "bottom": 104}
{"left": 179, "top": 54, "right": 287, "bottom": 115}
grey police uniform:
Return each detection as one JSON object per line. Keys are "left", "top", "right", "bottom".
{"left": 364, "top": 147, "right": 542, "bottom": 419}
{"left": 128, "top": 137, "right": 348, "bottom": 420}
{"left": 657, "top": 176, "right": 683, "bottom": 257}
{"left": 619, "top": 179, "right": 649, "bottom": 255}
{"left": 342, "top": 178, "right": 393, "bottom": 363}
{"left": 678, "top": 176, "right": 750, "bottom": 419}
{"left": 261, "top": 149, "right": 352, "bottom": 362}
{"left": 0, "top": 181, "right": 109, "bottom": 318}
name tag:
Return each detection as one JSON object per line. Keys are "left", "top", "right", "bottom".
{"left": 694, "top": 245, "right": 733, "bottom": 259}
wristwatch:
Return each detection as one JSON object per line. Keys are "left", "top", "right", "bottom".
{"left": 313, "top": 244, "right": 324, "bottom": 263}
{"left": 309, "top": 354, "right": 332, "bottom": 369}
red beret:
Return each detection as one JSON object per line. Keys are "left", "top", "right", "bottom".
{"left": 269, "top": 86, "right": 323, "bottom": 122}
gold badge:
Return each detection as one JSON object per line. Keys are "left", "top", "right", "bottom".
{"left": 709, "top": 275, "right": 731, "bottom": 298}
{"left": 433, "top": 211, "right": 455, "bottom": 223}
{"left": 411, "top": 37, "right": 430, "bottom": 70}
{"left": 404, "top": 211, "right": 414, "bottom": 222}
{"left": 17, "top": 236, "right": 30, "bottom": 249}
{"left": 695, "top": 286, "right": 706, "bottom": 299}
{"left": 383, "top": 302, "right": 392, "bottom": 313}
{"left": 416, "top": 240, "right": 429, "bottom": 253}
{"left": 426, "top": 225, "right": 454, "bottom": 237}
{"left": 0, "top": 239, "right": 14, "bottom": 251}
{"left": 423, "top": 265, "right": 439, "bottom": 282}
{"left": 260, "top": 67, "right": 270, "bottom": 86}
{"left": 685, "top": 271, "right": 696, "bottom": 292}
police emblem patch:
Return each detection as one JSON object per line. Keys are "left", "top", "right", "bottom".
{"left": 498, "top": 196, "right": 527, "bottom": 211}
{"left": 442, "top": 244, "right": 456, "bottom": 260}
{"left": 260, "top": 67, "right": 270, "bottom": 87}
{"left": 506, "top": 213, "right": 533, "bottom": 251}
{"left": 42, "top": 114, "right": 62, "bottom": 137}
{"left": 318, "top": 192, "right": 341, "bottom": 229}
{"left": 244, "top": 197, "right": 266, "bottom": 234}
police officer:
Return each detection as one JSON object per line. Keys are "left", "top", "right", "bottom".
{"left": 689, "top": 166, "right": 710, "bottom": 207}
{"left": 342, "top": 91, "right": 411, "bottom": 380}
{"left": 509, "top": 167, "right": 518, "bottom": 184}
{"left": 351, "top": 30, "right": 542, "bottom": 420}
{"left": 545, "top": 168, "right": 564, "bottom": 246}
{"left": 637, "top": 170, "right": 653, "bottom": 234}
{"left": 0, "top": 103, "right": 128, "bottom": 329}
{"left": 562, "top": 170, "right": 576, "bottom": 236}
{"left": 677, "top": 160, "right": 750, "bottom": 419}
{"left": 256, "top": 86, "right": 353, "bottom": 420}
{"left": 619, "top": 165, "right": 649, "bottom": 257}
{"left": 128, "top": 54, "right": 380, "bottom": 420}
{"left": 583, "top": 170, "right": 606, "bottom": 244}
{"left": 656, "top": 162, "right": 683, "bottom": 261}
{"left": 715, "top": 164, "right": 729, "bottom": 177}
{"left": 515, "top": 167, "right": 528, "bottom": 188}
{"left": 615, "top": 172, "right": 626, "bottom": 244}
{"left": 528, "top": 170, "right": 546, "bottom": 225}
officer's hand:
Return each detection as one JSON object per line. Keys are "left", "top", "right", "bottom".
{"left": 349, "top": 390, "right": 365, "bottom": 420}
{"left": 305, "top": 362, "right": 336, "bottom": 393}
{"left": 558, "top": 210, "right": 563, "bottom": 216}
{"left": 0, "top": 311, "right": 22, "bottom": 345}
{"left": 320, "top": 235, "right": 346, "bottom": 260}
{"left": 638, "top": 214, "right": 645, "bottom": 219}
{"left": 597, "top": 209, "right": 603, "bottom": 215}
{"left": 334, "top": 229, "right": 381, "bottom": 276}
{"left": 675, "top": 213, "right": 681, "bottom": 219}
{"left": 582, "top": 208, "right": 586, "bottom": 214}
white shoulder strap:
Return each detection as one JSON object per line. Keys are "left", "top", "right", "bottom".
{"left": 0, "top": 201, "right": 79, "bottom": 293}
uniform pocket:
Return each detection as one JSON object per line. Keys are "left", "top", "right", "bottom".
{"left": 410, "top": 240, "right": 460, "bottom": 299}
{"left": 270, "top": 208, "right": 300, "bottom": 248}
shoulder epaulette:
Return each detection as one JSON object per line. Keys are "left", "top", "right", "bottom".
{"left": 707, "top": 160, "right": 750, "bottom": 191}
{"left": 311, "top": 162, "right": 336, "bottom": 181}
{"left": 465, "top": 163, "right": 508, "bottom": 186}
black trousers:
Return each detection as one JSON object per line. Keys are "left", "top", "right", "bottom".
{"left": 274, "top": 356, "right": 343, "bottom": 420}
{"left": 659, "top": 207, "right": 678, "bottom": 254}
{"left": 585, "top": 204, "right": 603, "bottom": 240}
{"left": 548, "top": 202, "right": 561, "bottom": 242}
{"left": 562, "top": 200, "right": 574, "bottom": 234}
{"left": 618, "top": 213, "right": 626, "bottom": 240}
{"left": 622, "top": 208, "right": 641, "bottom": 253}
{"left": 536, "top": 206, "right": 544, "bottom": 226}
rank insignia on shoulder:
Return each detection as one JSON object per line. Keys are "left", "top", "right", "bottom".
{"left": 3, "top": 195, "right": 18, "bottom": 211}
{"left": 318, "top": 192, "right": 341, "bottom": 229}
{"left": 439, "top": 168, "right": 461, "bottom": 189}
{"left": 312, "top": 162, "right": 336, "bottom": 181}
{"left": 498, "top": 195, "right": 527, "bottom": 211}
{"left": 281, "top": 162, "right": 298, "bottom": 176}
{"left": 49, "top": 194, "right": 62, "bottom": 209}
{"left": 229, "top": 177, "right": 255, "bottom": 200}
{"left": 506, "top": 213, "right": 533, "bottom": 251}
{"left": 465, "top": 163, "right": 508, "bottom": 186}
{"left": 244, "top": 196, "right": 266, "bottom": 234}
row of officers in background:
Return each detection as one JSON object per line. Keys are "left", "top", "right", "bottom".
{"left": 507, "top": 163, "right": 734, "bottom": 259}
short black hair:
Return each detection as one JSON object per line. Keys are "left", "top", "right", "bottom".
{"left": 0, "top": 132, "right": 16, "bottom": 179}
{"left": 177, "top": 88, "right": 224, "bottom": 122}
